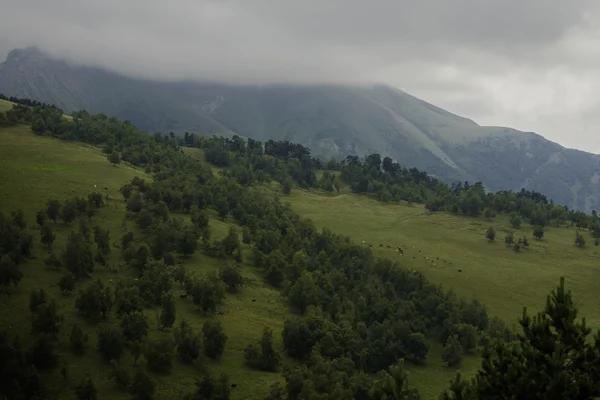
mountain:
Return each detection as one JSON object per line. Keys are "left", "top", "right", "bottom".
{"left": 2, "top": 47, "right": 600, "bottom": 212}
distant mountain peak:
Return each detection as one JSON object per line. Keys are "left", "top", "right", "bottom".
{"left": 2, "top": 48, "right": 600, "bottom": 211}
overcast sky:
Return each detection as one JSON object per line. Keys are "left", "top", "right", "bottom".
{"left": 2, "top": 0, "right": 600, "bottom": 152}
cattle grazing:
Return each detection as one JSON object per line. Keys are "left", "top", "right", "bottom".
{"left": 104, "top": 186, "right": 108, "bottom": 190}
{"left": 386, "top": 245, "right": 391, "bottom": 248}
{"left": 231, "top": 384, "right": 238, "bottom": 388}
{"left": 368, "top": 244, "right": 372, "bottom": 248}
{"left": 251, "top": 299, "right": 256, "bottom": 302}
{"left": 457, "top": 269, "right": 462, "bottom": 272}
{"left": 179, "top": 294, "right": 188, "bottom": 298}
{"left": 379, "top": 244, "right": 383, "bottom": 247}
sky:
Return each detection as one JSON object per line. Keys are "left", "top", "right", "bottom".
{"left": 2, "top": 0, "right": 600, "bottom": 152}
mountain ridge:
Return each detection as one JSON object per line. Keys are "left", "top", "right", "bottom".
{"left": 2, "top": 47, "right": 600, "bottom": 211}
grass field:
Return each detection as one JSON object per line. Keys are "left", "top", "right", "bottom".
{"left": 285, "top": 190, "right": 600, "bottom": 329}
{"left": 0, "top": 98, "right": 14, "bottom": 112}
{"left": 3, "top": 126, "right": 599, "bottom": 399}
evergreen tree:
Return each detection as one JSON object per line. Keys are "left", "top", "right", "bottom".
{"left": 444, "top": 277, "right": 600, "bottom": 399}
{"left": 441, "top": 334, "right": 463, "bottom": 367}
{"left": 159, "top": 293, "right": 176, "bottom": 330}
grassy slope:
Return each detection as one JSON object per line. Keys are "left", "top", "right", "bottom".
{"left": 0, "top": 126, "right": 285, "bottom": 400}
{"left": 285, "top": 191, "right": 600, "bottom": 329}
{"left": 0, "top": 98, "right": 13, "bottom": 112}
{"left": 5, "top": 130, "right": 599, "bottom": 399}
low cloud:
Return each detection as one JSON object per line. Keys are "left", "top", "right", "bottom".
{"left": 2, "top": 0, "right": 600, "bottom": 152}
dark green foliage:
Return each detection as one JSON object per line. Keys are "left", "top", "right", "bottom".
{"left": 159, "top": 292, "right": 176, "bottom": 330}
{"left": 173, "top": 320, "right": 201, "bottom": 364}
{"left": 173, "top": 264, "right": 186, "bottom": 287}
{"left": 97, "top": 326, "right": 125, "bottom": 362}
{"left": 11, "top": 209, "right": 26, "bottom": 229}
{"left": 281, "top": 178, "right": 293, "bottom": 195}
{"left": 575, "top": 230, "right": 586, "bottom": 247}
{"left": 485, "top": 227, "right": 495, "bottom": 241}
{"left": 44, "top": 251, "right": 62, "bottom": 269}
{"left": 74, "top": 376, "right": 97, "bottom": 400}
{"left": 31, "top": 299, "right": 63, "bottom": 337}
{"left": 287, "top": 271, "right": 319, "bottom": 313}
{"left": 451, "top": 323, "right": 478, "bottom": 353}
{"left": 29, "top": 288, "right": 47, "bottom": 312}
{"left": 58, "top": 272, "right": 75, "bottom": 293}
{"left": 93, "top": 226, "right": 111, "bottom": 256}
{"left": 0, "top": 331, "right": 41, "bottom": 400}
{"left": 75, "top": 279, "right": 113, "bottom": 321}
{"left": 221, "top": 226, "right": 241, "bottom": 255}
{"left": 509, "top": 214, "right": 521, "bottom": 229}
{"left": 0, "top": 255, "right": 22, "bottom": 291}
{"left": 40, "top": 223, "right": 55, "bottom": 250}
{"left": 187, "top": 272, "right": 225, "bottom": 314}
{"left": 190, "top": 206, "right": 209, "bottom": 229}
{"left": 202, "top": 320, "right": 227, "bottom": 360}
{"left": 406, "top": 332, "right": 429, "bottom": 363}
{"left": 45, "top": 199, "right": 61, "bottom": 222}
{"left": 120, "top": 184, "right": 133, "bottom": 200}
{"left": 444, "top": 278, "right": 600, "bottom": 399}
{"left": 121, "top": 231, "right": 135, "bottom": 249}
{"left": 108, "top": 151, "right": 121, "bottom": 166}
{"left": 29, "top": 334, "right": 57, "bottom": 370}
{"left": 120, "top": 312, "right": 149, "bottom": 343}
{"left": 244, "top": 328, "right": 281, "bottom": 372}
{"left": 130, "top": 370, "right": 155, "bottom": 400}
{"left": 107, "top": 361, "right": 131, "bottom": 389}
{"left": 483, "top": 207, "right": 495, "bottom": 220}
{"left": 504, "top": 232, "right": 514, "bottom": 245}
{"left": 144, "top": 337, "right": 174, "bottom": 373}
{"left": 441, "top": 334, "right": 463, "bottom": 367}
{"left": 35, "top": 210, "right": 46, "bottom": 227}
{"left": 183, "top": 372, "right": 230, "bottom": 400}
{"left": 137, "top": 266, "right": 172, "bottom": 305}
{"left": 115, "top": 280, "right": 144, "bottom": 317}
{"left": 60, "top": 199, "right": 77, "bottom": 223}
{"left": 219, "top": 264, "right": 243, "bottom": 292}
{"left": 69, "top": 325, "right": 88, "bottom": 355}
{"left": 0, "top": 211, "right": 33, "bottom": 265}
{"left": 533, "top": 225, "right": 544, "bottom": 240}
{"left": 62, "top": 231, "right": 94, "bottom": 278}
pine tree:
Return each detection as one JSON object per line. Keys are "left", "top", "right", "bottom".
{"left": 444, "top": 277, "right": 600, "bottom": 399}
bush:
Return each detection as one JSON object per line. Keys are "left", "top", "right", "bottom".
{"left": 533, "top": 226, "right": 544, "bottom": 240}
{"left": 145, "top": 338, "right": 174, "bottom": 373}
{"left": 174, "top": 320, "right": 201, "bottom": 364}
{"left": 504, "top": 232, "right": 514, "bottom": 245}
{"left": 203, "top": 320, "right": 228, "bottom": 360}
{"left": 69, "top": 325, "right": 88, "bottom": 355}
{"left": 575, "top": 231, "right": 586, "bottom": 247}
{"left": 244, "top": 328, "right": 281, "bottom": 372}
{"left": 485, "top": 227, "right": 496, "bottom": 241}
{"left": 441, "top": 334, "right": 463, "bottom": 367}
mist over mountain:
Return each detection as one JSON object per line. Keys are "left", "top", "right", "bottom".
{"left": 2, "top": 47, "right": 600, "bottom": 212}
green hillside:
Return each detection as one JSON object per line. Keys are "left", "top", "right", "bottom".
{"left": 1, "top": 104, "right": 599, "bottom": 400}
{"left": 285, "top": 191, "right": 600, "bottom": 329}
{"left": 4, "top": 47, "right": 600, "bottom": 212}
{"left": 0, "top": 126, "right": 286, "bottom": 400}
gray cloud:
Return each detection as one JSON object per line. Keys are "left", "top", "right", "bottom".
{"left": 1, "top": 0, "right": 600, "bottom": 152}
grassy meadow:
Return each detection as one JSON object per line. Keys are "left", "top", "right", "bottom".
{"left": 2, "top": 125, "right": 599, "bottom": 399}
{"left": 285, "top": 190, "right": 600, "bottom": 329}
